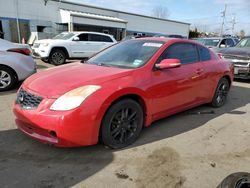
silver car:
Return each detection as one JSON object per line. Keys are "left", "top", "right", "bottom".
{"left": 194, "top": 37, "right": 237, "bottom": 51}
{"left": 0, "top": 39, "right": 36, "bottom": 91}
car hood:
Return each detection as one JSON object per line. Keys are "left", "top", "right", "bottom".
{"left": 34, "top": 39, "right": 65, "bottom": 44}
{"left": 23, "top": 63, "right": 133, "bottom": 98}
{"left": 219, "top": 47, "right": 250, "bottom": 58}
{"left": 34, "top": 39, "right": 52, "bottom": 44}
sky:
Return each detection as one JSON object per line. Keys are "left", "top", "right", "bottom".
{"left": 67, "top": 0, "right": 250, "bottom": 35}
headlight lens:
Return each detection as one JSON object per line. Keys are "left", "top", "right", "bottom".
{"left": 41, "top": 43, "right": 49, "bottom": 47}
{"left": 50, "top": 85, "right": 101, "bottom": 111}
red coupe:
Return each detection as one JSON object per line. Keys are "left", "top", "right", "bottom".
{"left": 13, "top": 38, "right": 234, "bottom": 148}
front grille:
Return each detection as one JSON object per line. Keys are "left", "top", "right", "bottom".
{"left": 32, "top": 43, "right": 40, "bottom": 48}
{"left": 223, "top": 54, "right": 250, "bottom": 61}
{"left": 16, "top": 88, "right": 43, "bottom": 110}
{"left": 234, "top": 62, "right": 249, "bottom": 66}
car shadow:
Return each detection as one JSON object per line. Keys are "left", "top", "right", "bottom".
{"left": 0, "top": 84, "right": 249, "bottom": 187}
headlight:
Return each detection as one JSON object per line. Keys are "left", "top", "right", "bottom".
{"left": 41, "top": 43, "right": 49, "bottom": 47}
{"left": 50, "top": 85, "right": 101, "bottom": 111}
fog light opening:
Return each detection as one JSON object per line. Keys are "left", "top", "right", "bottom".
{"left": 50, "top": 131, "right": 57, "bottom": 138}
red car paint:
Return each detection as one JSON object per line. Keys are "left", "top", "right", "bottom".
{"left": 13, "top": 38, "right": 234, "bottom": 147}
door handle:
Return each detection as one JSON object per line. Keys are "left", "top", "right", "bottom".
{"left": 196, "top": 69, "right": 204, "bottom": 75}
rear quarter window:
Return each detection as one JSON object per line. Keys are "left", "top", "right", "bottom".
{"left": 198, "top": 45, "right": 211, "bottom": 61}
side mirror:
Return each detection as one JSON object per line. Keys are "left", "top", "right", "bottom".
{"left": 155, "top": 59, "right": 181, "bottom": 70}
{"left": 73, "top": 37, "right": 80, "bottom": 41}
{"left": 220, "top": 44, "right": 226, "bottom": 48}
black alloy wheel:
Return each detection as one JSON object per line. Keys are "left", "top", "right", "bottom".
{"left": 101, "top": 99, "right": 144, "bottom": 149}
{"left": 211, "top": 78, "right": 230, "bottom": 108}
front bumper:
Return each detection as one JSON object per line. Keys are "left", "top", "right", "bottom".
{"left": 32, "top": 46, "right": 50, "bottom": 58}
{"left": 234, "top": 66, "right": 250, "bottom": 80}
{"left": 13, "top": 88, "right": 102, "bottom": 147}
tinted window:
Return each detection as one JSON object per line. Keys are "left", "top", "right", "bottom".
{"left": 102, "top": 35, "right": 113, "bottom": 42}
{"left": 159, "top": 43, "right": 199, "bottom": 64}
{"left": 89, "top": 34, "right": 113, "bottom": 42}
{"left": 236, "top": 38, "right": 250, "bottom": 47}
{"left": 53, "top": 32, "right": 75, "bottom": 40}
{"left": 78, "top": 34, "right": 89, "bottom": 41}
{"left": 198, "top": 45, "right": 211, "bottom": 61}
{"left": 226, "top": 39, "right": 235, "bottom": 47}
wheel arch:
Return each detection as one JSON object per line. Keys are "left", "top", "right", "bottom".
{"left": 222, "top": 74, "right": 232, "bottom": 87}
{"left": 50, "top": 46, "right": 69, "bottom": 58}
{"left": 96, "top": 90, "right": 151, "bottom": 143}
{"left": 0, "top": 64, "right": 18, "bottom": 80}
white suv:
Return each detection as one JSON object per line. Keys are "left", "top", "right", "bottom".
{"left": 32, "top": 32, "right": 117, "bottom": 65}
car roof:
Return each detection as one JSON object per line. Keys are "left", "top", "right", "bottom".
{"left": 62, "top": 31, "right": 113, "bottom": 37}
{"left": 134, "top": 37, "right": 196, "bottom": 44}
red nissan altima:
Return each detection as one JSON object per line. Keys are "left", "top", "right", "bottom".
{"left": 13, "top": 38, "right": 233, "bottom": 149}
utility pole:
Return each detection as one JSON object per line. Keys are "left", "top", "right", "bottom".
{"left": 16, "top": 0, "right": 21, "bottom": 43}
{"left": 220, "top": 4, "right": 227, "bottom": 37}
{"left": 231, "top": 15, "right": 236, "bottom": 36}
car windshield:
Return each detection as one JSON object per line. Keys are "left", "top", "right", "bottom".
{"left": 236, "top": 38, "right": 250, "bottom": 48}
{"left": 196, "top": 38, "right": 220, "bottom": 47}
{"left": 52, "top": 33, "right": 75, "bottom": 40}
{"left": 87, "top": 40, "right": 164, "bottom": 69}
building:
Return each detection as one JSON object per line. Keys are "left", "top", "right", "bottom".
{"left": 0, "top": 0, "right": 190, "bottom": 43}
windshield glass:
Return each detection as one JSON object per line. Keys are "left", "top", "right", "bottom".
{"left": 87, "top": 40, "right": 164, "bottom": 69}
{"left": 52, "top": 33, "right": 75, "bottom": 40}
{"left": 196, "top": 39, "right": 220, "bottom": 47}
{"left": 236, "top": 38, "right": 250, "bottom": 48}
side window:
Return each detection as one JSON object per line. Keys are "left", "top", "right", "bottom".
{"left": 89, "top": 34, "right": 103, "bottom": 42}
{"left": 198, "top": 45, "right": 211, "bottom": 62}
{"left": 220, "top": 39, "right": 226, "bottom": 47}
{"left": 226, "top": 39, "right": 234, "bottom": 47}
{"left": 78, "top": 34, "right": 89, "bottom": 41}
{"left": 159, "top": 43, "right": 199, "bottom": 65}
{"left": 102, "top": 36, "right": 113, "bottom": 42}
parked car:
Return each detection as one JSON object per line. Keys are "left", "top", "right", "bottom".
{"left": 32, "top": 32, "right": 117, "bottom": 65}
{"left": 219, "top": 37, "right": 250, "bottom": 79}
{"left": 14, "top": 38, "right": 233, "bottom": 149}
{"left": 154, "top": 34, "right": 185, "bottom": 38}
{"left": 0, "top": 39, "right": 36, "bottom": 91}
{"left": 194, "top": 37, "right": 237, "bottom": 51}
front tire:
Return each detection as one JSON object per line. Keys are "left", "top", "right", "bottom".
{"left": 49, "top": 49, "right": 66, "bottom": 66}
{"left": 217, "top": 172, "right": 250, "bottom": 188}
{"left": 101, "top": 99, "right": 144, "bottom": 149}
{"left": 0, "top": 67, "right": 16, "bottom": 91}
{"left": 211, "top": 77, "right": 230, "bottom": 108}
{"left": 41, "top": 58, "right": 49, "bottom": 63}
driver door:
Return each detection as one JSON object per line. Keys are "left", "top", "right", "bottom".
{"left": 150, "top": 42, "right": 205, "bottom": 119}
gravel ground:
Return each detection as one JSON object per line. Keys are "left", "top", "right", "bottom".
{"left": 0, "top": 60, "right": 250, "bottom": 188}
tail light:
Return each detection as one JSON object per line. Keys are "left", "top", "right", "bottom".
{"left": 7, "top": 48, "right": 31, "bottom": 56}
{"left": 217, "top": 53, "right": 224, "bottom": 59}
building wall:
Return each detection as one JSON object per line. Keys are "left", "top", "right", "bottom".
{"left": 0, "top": 0, "right": 190, "bottom": 42}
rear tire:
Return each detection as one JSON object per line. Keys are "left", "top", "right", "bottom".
{"left": 0, "top": 66, "right": 16, "bottom": 91}
{"left": 49, "top": 49, "right": 66, "bottom": 66}
{"left": 101, "top": 99, "right": 144, "bottom": 149}
{"left": 211, "top": 78, "right": 230, "bottom": 108}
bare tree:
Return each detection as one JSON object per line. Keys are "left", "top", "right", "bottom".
{"left": 152, "top": 6, "right": 170, "bottom": 19}
{"left": 239, "top": 30, "right": 245, "bottom": 39}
